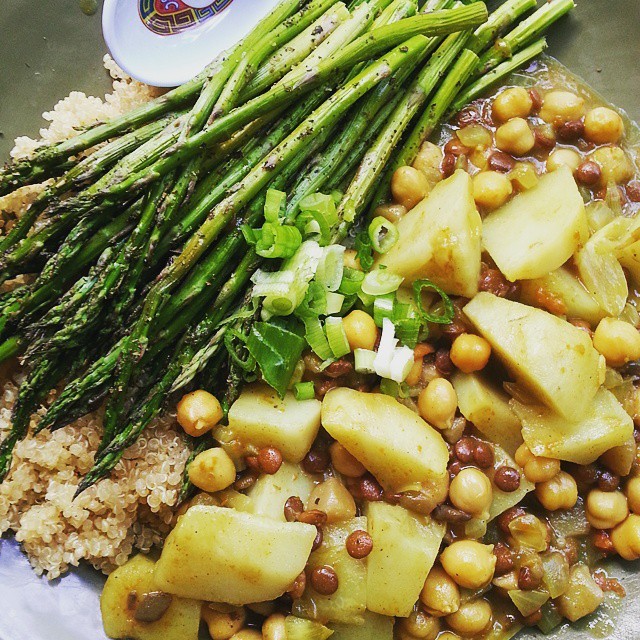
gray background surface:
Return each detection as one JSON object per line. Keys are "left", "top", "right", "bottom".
{"left": 0, "top": 1, "right": 639, "bottom": 639}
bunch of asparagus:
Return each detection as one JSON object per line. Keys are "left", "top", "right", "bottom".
{"left": 0, "top": 0, "right": 574, "bottom": 492}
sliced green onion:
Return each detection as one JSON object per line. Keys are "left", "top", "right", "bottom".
{"left": 393, "top": 302, "right": 422, "bottom": 348}
{"left": 299, "top": 192, "right": 338, "bottom": 223}
{"left": 304, "top": 317, "right": 333, "bottom": 360}
{"left": 338, "top": 268, "right": 364, "bottom": 296}
{"left": 373, "top": 294, "right": 395, "bottom": 327}
{"left": 331, "top": 190, "right": 343, "bottom": 205}
{"left": 354, "top": 348, "right": 376, "bottom": 374}
{"left": 362, "top": 269, "right": 404, "bottom": 296}
{"left": 413, "top": 279, "right": 455, "bottom": 324}
{"left": 389, "top": 345, "right": 415, "bottom": 383}
{"left": 297, "top": 210, "right": 331, "bottom": 246}
{"left": 368, "top": 216, "right": 399, "bottom": 254}
{"left": 325, "top": 316, "right": 351, "bottom": 358}
{"left": 379, "top": 379, "right": 411, "bottom": 398}
{"left": 293, "top": 381, "right": 316, "bottom": 401}
{"left": 354, "top": 230, "right": 374, "bottom": 271}
{"left": 374, "top": 318, "right": 398, "bottom": 380}
{"left": 264, "top": 188, "right": 286, "bottom": 223}
{"left": 296, "top": 281, "right": 327, "bottom": 319}
{"left": 316, "top": 244, "right": 345, "bottom": 291}
{"left": 325, "top": 291, "right": 345, "bottom": 316}
{"left": 256, "top": 223, "right": 302, "bottom": 259}
{"left": 357, "top": 290, "right": 376, "bottom": 309}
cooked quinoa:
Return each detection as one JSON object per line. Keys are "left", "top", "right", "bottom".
{"left": 0, "top": 57, "right": 188, "bottom": 580}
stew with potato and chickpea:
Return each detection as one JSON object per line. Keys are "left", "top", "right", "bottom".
{"left": 101, "top": 59, "right": 640, "bottom": 640}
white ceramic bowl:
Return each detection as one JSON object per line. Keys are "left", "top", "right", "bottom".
{"left": 102, "top": 0, "right": 281, "bottom": 87}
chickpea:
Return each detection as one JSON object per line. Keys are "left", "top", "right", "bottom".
{"left": 584, "top": 107, "right": 624, "bottom": 144}
{"left": 535, "top": 471, "right": 578, "bottom": 511}
{"left": 413, "top": 141, "right": 444, "bottom": 187}
{"left": 472, "top": 171, "right": 513, "bottom": 210}
{"left": 397, "top": 609, "right": 441, "bottom": 640}
{"left": 546, "top": 148, "right": 582, "bottom": 173}
{"left": 373, "top": 203, "right": 407, "bottom": 224}
{"left": 449, "top": 334, "right": 491, "bottom": 373}
{"left": 308, "top": 478, "right": 356, "bottom": 524}
{"left": 420, "top": 565, "right": 461, "bottom": 617}
{"left": 586, "top": 489, "right": 629, "bottom": 529}
{"left": 417, "top": 378, "right": 457, "bottom": 430}
{"left": 495, "top": 118, "right": 535, "bottom": 156}
{"left": 329, "top": 442, "right": 366, "bottom": 478}
{"left": 343, "top": 248, "right": 362, "bottom": 271}
{"left": 440, "top": 540, "right": 496, "bottom": 589}
{"left": 391, "top": 165, "right": 430, "bottom": 210}
{"left": 262, "top": 613, "right": 286, "bottom": 640}
{"left": 626, "top": 477, "right": 640, "bottom": 514}
{"left": 588, "top": 146, "right": 634, "bottom": 185}
{"left": 611, "top": 514, "right": 640, "bottom": 560}
{"left": 492, "top": 87, "right": 533, "bottom": 122}
{"left": 593, "top": 317, "right": 640, "bottom": 367}
{"left": 342, "top": 310, "right": 377, "bottom": 351}
{"left": 201, "top": 604, "right": 245, "bottom": 640}
{"left": 514, "top": 443, "right": 561, "bottom": 484}
{"left": 445, "top": 599, "right": 492, "bottom": 636}
{"left": 539, "top": 90, "right": 586, "bottom": 124}
{"left": 449, "top": 467, "right": 493, "bottom": 516}
{"left": 177, "top": 389, "right": 223, "bottom": 437}
{"left": 188, "top": 448, "right": 237, "bottom": 493}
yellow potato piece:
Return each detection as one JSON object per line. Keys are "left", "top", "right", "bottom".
{"left": 513, "top": 387, "right": 633, "bottom": 464}
{"left": 482, "top": 166, "right": 588, "bottom": 281}
{"left": 154, "top": 505, "right": 316, "bottom": 605}
{"left": 452, "top": 372, "right": 523, "bottom": 456}
{"left": 101, "top": 554, "right": 200, "bottom": 640}
{"left": 221, "top": 384, "right": 321, "bottom": 462}
{"left": 375, "top": 169, "right": 482, "bottom": 297}
{"left": 464, "top": 293, "right": 604, "bottom": 420}
{"left": 321, "top": 388, "right": 449, "bottom": 492}
{"left": 365, "top": 502, "right": 445, "bottom": 617}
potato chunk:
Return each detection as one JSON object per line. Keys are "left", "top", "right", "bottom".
{"left": 221, "top": 384, "right": 321, "bottom": 462}
{"left": 512, "top": 387, "right": 633, "bottom": 464}
{"left": 464, "top": 293, "right": 604, "bottom": 420}
{"left": 375, "top": 169, "right": 482, "bottom": 297}
{"left": 452, "top": 372, "right": 523, "bottom": 455}
{"left": 294, "top": 517, "right": 367, "bottom": 624}
{"left": 519, "top": 266, "right": 606, "bottom": 326}
{"left": 330, "top": 611, "right": 394, "bottom": 640}
{"left": 482, "top": 165, "right": 588, "bottom": 281}
{"left": 154, "top": 506, "right": 316, "bottom": 604}
{"left": 365, "top": 502, "right": 445, "bottom": 617}
{"left": 321, "top": 388, "right": 449, "bottom": 492}
{"left": 101, "top": 554, "right": 201, "bottom": 640}
{"left": 246, "top": 462, "right": 315, "bottom": 522}
{"left": 556, "top": 564, "right": 604, "bottom": 622}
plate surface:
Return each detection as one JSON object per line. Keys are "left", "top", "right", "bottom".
{"left": 1, "top": 2, "right": 640, "bottom": 639}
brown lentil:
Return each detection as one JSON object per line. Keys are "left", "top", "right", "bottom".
{"left": 523, "top": 609, "right": 543, "bottom": 626}
{"left": 598, "top": 471, "right": 620, "bottom": 492}
{"left": 488, "top": 150, "right": 516, "bottom": 173}
{"left": 348, "top": 474, "right": 383, "bottom": 502}
{"left": 454, "top": 437, "right": 475, "bottom": 463}
{"left": 257, "top": 446, "right": 283, "bottom": 475}
{"left": 473, "top": 441, "right": 495, "bottom": 469}
{"left": 435, "top": 348, "right": 455, "bottom": 375}
{"left": 314, "top": 378, "right": 339, "bottom": 399}
{"left": 497, "top": 506, "right": 527, "bottom": 536}
{"left": 518, "top": 565, "right": 543, "bottom": 591}
{"left": 444, "top": 137, "right": 470, "bottom": 156}
{"left": 432, "top": 504, "right": 472, "bottom": 523}
{"left": 312, "top": 526, "right": 324, "bottom": 552}
{"left": 298, "top": 509, "right": 328, "bottom": 527}
{"left": 556, "top": 119, "right": 585, "bottom": 141}
{"left": 302, "top": 447, "right": 330, "bottom": 474}
{"left": 448, "top": 460, "right": 463, "bottom": 478}
{"left": 494, "top": 466, "right": 521, "bottom": 493}
{"left": 478, "top": 263, "right": 519, "bottom": 299}
{"left": 288, "top": 572, "right": 307, "bottom": 600}
{"left": 592, "top": 530, "right": 615, "bottom": 554}
{"left": 134, "top": 591, "right": 173, "bottom": 623}
{"left": 310, "top": 565, "right": 339, "bottom": 595}
{"left": 346, "top": 530, "right": 374, "bottom": 559}
{"left": 233, "top": 470, "right": 258, "bottom": 492}
{"left": 284, "top": 496, "right": 304, "bottom": 522}
{"left": 493, "top": 543, "right": 515, "bottom": 575}
{"left": 529, "top": 88, "right": 543, "bottom": 112}
{"left": 324, "top": 358, "right": 353, "bottom": 379}
{"left": 627, "top": 180, "right": 640, "bottom": 202}
{"left": 534, "top": 125, "right": 556, "bottom": 149}
{"left": 571, "top": 463, "right": 599, "bottom": 486}
{"left": 441, "top": 153, "right": 456, "bottom": 178}
{"left": 575, "top": 160, "right": 602, "bottom": 186}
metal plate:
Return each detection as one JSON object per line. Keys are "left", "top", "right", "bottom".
{"left": 0, "top": 1, "right": 639, "bottom": 639}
